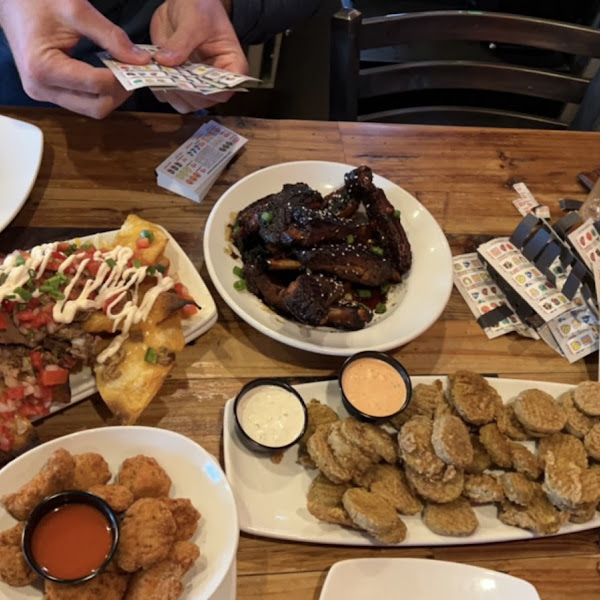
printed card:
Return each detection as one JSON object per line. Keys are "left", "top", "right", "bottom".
{"left": 568, "top": 218, "right": 600, "bottom": 271}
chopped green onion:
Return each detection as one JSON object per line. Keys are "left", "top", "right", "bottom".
{"left": 106, "top": 258, "right": 117, "bottom": 268}
{"left": 155, "top": 264, "right": 166, "bottom": 274}
{"left": 369, "top": 245, "right": 384, "bottom": 257}
{"left": 233, "top": 266, "right": 244, "bottom": 278}
{"left": 375, "top": 303, "right": 387, "bottom": 314}
{"left": 380, "top": 281, "right": 390, "bottom": 293}
{"left": 81, "top": 242, "right": 93, "bottom": 251}
{"left": 393, "top": 209, "right": 401, "bottom": 219}
{"left": 356, "top": 289, "right": 372, "bottom": 299}
{"left": 14, "top": 287, "right": 32, "bottom": 301}
{"left": 49, "top": 290, "right": 65, "bottom": 300}
{"left": 133, "top": 259, "right": 142, "bottom": 268}
{"left": 24, "top": 280, "right": 35, "bottom": 292}
{"left": 147, "top": 266, "right": 157, "bottom": 276}
{"left": 4, "top": 294, "right": 15, "bottom": 300}
{"left": 15, "top": 255, "right": 25, "bottom": 267}
{"left": 141, "top": 230, "right": 155, "bottom": 243}
{"left": 346, "top": 234, "right": 355, "bottom": 244}
{"left": 28, "top": 269, "right": 37, "bottom": 279}
{"left": 233, "top": 279, "right": 247, "bottom": 292}
{"left": 232, "top": 225, "right": 241, "bottom": 234}
{"left": 0, "top": 274, "right": 7, "bottom": 285}
{"left": 260, "top": 212, "right": 273, "bottom": 223}
{"left": 144, "top": 347, "right": 158, "bottom": 364}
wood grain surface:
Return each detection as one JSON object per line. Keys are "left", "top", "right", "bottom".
{"left": 3, "top": 107, "right": 600, "bottom": 599}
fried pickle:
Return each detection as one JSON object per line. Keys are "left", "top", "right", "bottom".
{"left": 298, "top": 399, "right": 339, "bottom": 468}
{"left": 306, "top": 423, "right": 352, "bottom": 484}
{"left": 559, "top": 390, "right": 597, "bottom": 439}
{"left": 538, "top": 433, "right": 588, "bottom": 470}
{"left": 584, "top": 423, "right": 600, "bottom": 461}
{"left": 405, "top": 464, "right": 464, "bottom": 504}
{"left": 338, "top": 418, "right": 397, "bottom": 464}
{"left": 388, "top": 380, "right": 445, "bottom": 429}
{"left": 465, "top": 435, "right": 492, "bottom": 475}
{"left": 448, "top": 370, "right": 499, "bottom": 425}
{"left": 398, "top": 416, "right": 445, "bottom": 478}
{"left": 306, "top": 473, "right": 356, "bottom": 527}
{"left": 573, "top": 381, "right": 600, "bottom": 416}
{"left": 431, "top": 412, "right": 473, "bottom": 468}
{"left": 496, "top": 403, "right": 529, "bottom": 441}
{"left": 500, "top": 472, "right": 536, "bottom": 506}
{"left": 365, "top": 464, "right": 423, "bottom": 515}
{"left": 462, "top": 473, "right": 504, "bottom": 504}
{"left": 479, "top": 423, "right": 512, "bottom": 469}
{"left": 423, "top": 498, "right": 478, "bottom": 536}
{"left": 513, "top": 389, "right": 566, "bottom": 435}
{"left": 509, "top": 443, "right": 541, "bottom": 481}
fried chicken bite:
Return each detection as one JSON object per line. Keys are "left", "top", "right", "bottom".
{"left": 306, "top": 473, "right": 356, "bottom": 527}
{"left": 44, "top": 572, "right": 129, "bottom": 600}
{"left": 2, "top": 448, "right": 75, "bottom": 521}
{"left": 88, "top": 484, "right": 135, "bottom": 513}
{"left": 162, "top": 498, "right": 201, "bottom": 541}
{"left": 0, "top": 522, "right": 38, "bottom": 587}
{"left": 72, "top": 453, "right": 112, "bottom": 490}
{"left": 116, "top": 498, "right": 177, "bottom": 572}
{"left": 423, "top": 498, "right": 478, "bottom": 537}
{"left": 118, "top": 456, "right": 172, "bottom": 500}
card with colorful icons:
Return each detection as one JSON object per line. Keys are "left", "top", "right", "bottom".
{"left": 547, "top": 306, "right": 599, "bottom": 363}
{"left": 567, "top": 218, "right": 600, "bottom": 271}
{"left": 155, "top": 120, "right": 247, "bottom": 203}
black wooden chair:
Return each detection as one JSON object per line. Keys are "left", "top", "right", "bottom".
{"left": 329, "top": 8, "right": 600, "bottom": 129}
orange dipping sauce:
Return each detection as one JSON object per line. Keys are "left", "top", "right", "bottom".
{"left": 31, "top": 503, "right": 113, "bottom": 580}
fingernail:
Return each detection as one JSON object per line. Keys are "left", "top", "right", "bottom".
{"left": 131, "top": 45, "right": 148, "bottom": 56}
{"left": 156, "top": 49, "right": 177, "bottom": 61}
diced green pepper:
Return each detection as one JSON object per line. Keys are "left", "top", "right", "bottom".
{"left": 144, "top": 347, "right": 158, "bottom": 364}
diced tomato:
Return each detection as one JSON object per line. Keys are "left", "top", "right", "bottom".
{"left": 0, "top": 426, "right": 13, "bottom": 452}
{"left": 86, "top": 260, "right": 102, "bottom": 277}
{"left": 57, "top": 242, "right": 73, "bottom": 253}
{"left": 16, "top": 309, "right": 37, "bottom": 323}
{"left": 30, "top": 351, "right": 43, "bottom": 372}
{"left": 51, "top": 251, "right": 67, "bottom": 261}
{"left": 27, "top": 297, "right": 41, "bottom": 309}
{"left": 17, "top": 403, "right": 40, "bottom": 418}
{"left": 0, "top": 313, "right": 7, "bottom": 330}
{"left": 174, "top": 283, "right": 192, "bottom": 299}
{"left": 37, "top": 385, "right": 53, "bottom": 405}
{"left": 136, "top": 237, "right": 151, "bottom": 249}
{"left": 102, "top": 295, "right": 119, "bottom": 313}
{"left": 45, "top": 259, "right": 62, "bottom": 272}
{"left": 181, "top": 303, "right": 199, "bottom": 318}
{"left": 1, "top": 299, "right": 16, "bottom": 313}
{"left": 3, "top": 386, "right": 26, "bottom": 401}
{"left": 40, "top": 367, "right": 69, "bottom": 387}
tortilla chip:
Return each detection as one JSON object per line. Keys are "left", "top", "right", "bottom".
{"left": 113, "top": 214, "right": 169, "bottom": 264}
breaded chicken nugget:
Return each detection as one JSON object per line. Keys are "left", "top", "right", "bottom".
{"left": 584, "top": 423, "right": 600, "bottom": 461}
{"left": 559, "top": 391, "right": 597, "bottom": 439}
{"left": 463, "top": 473, "right": 504, "bottom": 504}
{"left": 162, "top": 498, "right": 201, "bottom": 541}
{"left": 2, "top": 448, "right": 75, "bottom": 521}
{"left": 500, "top": 472, "right": 536, "bottom": 506}
{"left": 431, "top": 412, "right": 473, "bottom": 468}
{"left": 366, "top": 464, "right": 423, "bottom": 515}
{"left": 328, "top": 420, "right": 377, "bottom": 479}
{"left": 118, "top": 455, "right": 172, "bottom": 500}
{"left": 306, "top": 473, "right": 355, "bottom": 527}
{"left": 496, "top": 403, "right": 529, "bottom": 441}
{"left": 44, "top": 572, "right": 129, "bottom": 600}
{"left": 448, "top": 370, "right": 499, "bottom": 425}
{"left": 509, "top": 443, "right": 541, "bottom": 480}
{"left": 465, "top": 435, "right": 492, "bottom": 475}
{"left": 573, "top": 381, "right": 600, "bottom": 416}
{"left": 307, "top": 424, "right": 352, "bottom": 484}
{"left": 388, "top": 380, "right": 445, "bottom": 429}
{"left": 405, "top": 464, "right": 464, "bottom": 503}
{"left": 0, "top": 523, "right": 37, "bottom": 587}
{"left": 398, "top": 416, "right": 445, "bottom": 478}
{"left": 498, "top": 486, "right": 567, "bottom": 535}
{"left": 342, "top": 488, "right": 407, "bottom": 544}
{"left": 479, "top": 424, "right": 512, "bottom": 469}
{"left": 116, "top": 498, "right": 177, "bottom": 572}
{"left": 538, "top": 433, "right": 588, "bottom": 470}
{"left": 298, "top": 399, "right": 339, "bottom": 468}
{"left": 72, "top": 453, "right": 111, "bottom": 490}
{"left": 513, "top": 389, "right": 566, "bottom": 435}
{"left": 423, "top": 498, "right": 478, "bottom": 536}
{"left": 171, "top": 540, "right": 201, "bottom": 574}
{"left": 339, "top": 419, "right": 397, "bottom": 465}
{"left": 88, "top": 484, "right": 135, "bottom": 513}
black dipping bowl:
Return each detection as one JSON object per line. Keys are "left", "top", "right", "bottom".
{"left": 22, "top": 490, "right": 119, "bottom": 584}
{"left": 339, "top": 350, "right": 412, "bottom": 423}
{"left": 233, "top": 378, "right": 308, "bottom": 453}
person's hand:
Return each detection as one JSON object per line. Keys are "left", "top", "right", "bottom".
{"left": 150, "top": 0, "right": 249, "bottom": 113}
{"left": 0, "top": 0, "right": 150, "bottom": 119}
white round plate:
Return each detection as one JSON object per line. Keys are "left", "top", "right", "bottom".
{"left": 0, "top": 426, "right": 238, "bottom": 600}
{"left": 204, "top": 161, "right": 452, "bottom": 356}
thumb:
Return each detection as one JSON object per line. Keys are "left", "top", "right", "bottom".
{"left": 154, "top": 26, "right": 198, "bottom": 66}
{"left": 66, "top": 3, "right": 150, "bottom": 65}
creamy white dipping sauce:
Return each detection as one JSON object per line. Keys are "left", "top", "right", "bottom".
{"left": 237, "top": 385, "right": 306, "bottom": 448}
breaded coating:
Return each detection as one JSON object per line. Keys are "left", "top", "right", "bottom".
{"left": 366, "top": 464, "right": 423, "bottom": 515}
{"left": 124, "top": 542, "right": 200, "bottom": 600}
{"left": 162, "top": 498, "right": 201, "bottom": 541}
{"left": 479, "top": 423, "right": 512, "bottom": 469}
{"left": 448, "top": 370, "right": 500, "bottom": 425}
{"left": 431, "top": 412, "right": 473, "bottom": 468}
{"left": 116, "top": 498, "right": 177, "bottom": 572}
{"left": 509, "top": 443, "right": 541, "bottom": 480}
{"left": 584, "top": 423, "right": 600, "bottom": 461}
{"left": 405, "top": 464, "right": 464, "bottom": 503}
{"left": 328, "top": 419, "right": 377, "bottom": 479}
{"left": 2, "top": 448, "right": 75, "bottom": 521}
{"left": 398, "top": 416, "right": 445, "bottom": 478}
{"left": 306, "top": 424, "right": 352, "bottom": 484}
{"left": 513, "top": 389, "right": 566, "bottom": 434}
{"left": 496, "top": 403, "right": 529, "bottom": 441}
{"left": 88, "top": 484, "right": 135, "bottom": 513}
{"left": 306, "top": 473, "right": 355, "bottom": 527}
{"left": 388, "top": 380, "right": 445, "bottom": 429}
{"left": 559, "top": 390, "right": 596, "bottom": 439}
{"left": 339, "top": 418, "right": 397, "bottom": 464}
{"left": 465, "top": 435, "right": 492, "bottom": 475}
{"left": 72, "top": 453, "right": 112, "bottom": 490}
{"left": 342, "top": 488, "right": 407, "bottom": 544}
{"left": 0, "top": 523, "right": 37, "bottom": 587}
{"left": 463, "top": 473, "right": 504, "bottom": 504}
{"left": 498, "top": 486, "right": 567, "bottom": 535}
{"left": 573, "top": 381, "right": 600, "bottom": 416}
{"left": 538, "top": 433, "right": 588, "bottom": 470}
{"left": 44, "top": 572, "right": 129, "bottom": 600}
{"left": 423, "top": 498, "right": 478, "bottom": 536}
{"left": 118, "top": 455, "right": 172, "bottom": 500}
{"left": 567, "top": 502, "right": 596, "bottom": 524}
{"left": 298, "top": 399, "right": 338, "bottom": 468}
{"left": 500, "top": 472, "right": 536, "bottom": 506}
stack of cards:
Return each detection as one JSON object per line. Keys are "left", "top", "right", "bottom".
{"left": 99, "top": 45, "right": 259, "bottom": 95}
{"left": 155, "top": 120, "right": 247, "bottom": 203}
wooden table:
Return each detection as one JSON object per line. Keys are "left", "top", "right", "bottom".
{"left": 3, "top": 107, "right": 600, "bottom": 599}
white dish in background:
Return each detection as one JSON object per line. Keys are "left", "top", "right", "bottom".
{"left": 0, "top": 115, "right": 43, "bottom": 233}
{"left": 0, "top": 426, "right": 239, "bottom": 600}
{"left": 319, "top": 558, "right": 540, "bottom": 600}
{"left": 223, "top": 376, "right": 599, "bottom": 547}
{"left": 204, "top": 161, "right": 452, "bottom": 356}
